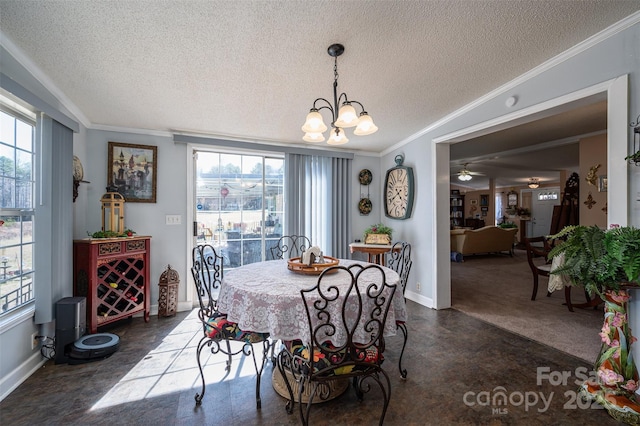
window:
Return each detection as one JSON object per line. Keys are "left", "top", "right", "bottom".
{"left": 0, "top": 108, "right": 35, "bottom": 315}
{"left": 195, "top": 151, "right": 284, "bottom": 267}
{"left": 537, "top": 191, "right": 558, "bottom": 201}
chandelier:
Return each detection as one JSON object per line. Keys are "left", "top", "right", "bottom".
{"left": 528, "top": 178, "right": 540, "bottom": 189}
{"left": 301, "top": 44, "right": 378, "bottom": 145}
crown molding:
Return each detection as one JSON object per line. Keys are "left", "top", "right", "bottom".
{"left": 0, "top": 30, "right": 91, "bottom": 128}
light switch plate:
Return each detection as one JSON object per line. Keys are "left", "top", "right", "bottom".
{"left": 165, "top": 215, "right": 181, "bottom": 225}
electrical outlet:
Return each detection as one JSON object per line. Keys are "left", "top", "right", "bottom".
{"left": 31, "top": 332, "right": 39, "bottom": 350}
{"left": 416, "top": 282, "right": 421, "bottom": 291}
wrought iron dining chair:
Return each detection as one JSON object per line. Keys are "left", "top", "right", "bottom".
{"left": 387, "top": 241, "right": 412, "bottom": 379}
{"left": 191, "top": 244, "right": 271, "bottom": 408}
{"left": 276, "top": 264, "right": 397, "bottom": 426}
{"left": 523, "top": 236, "right": 553, "bottom": 301}
{"left": 269, "top": 235, "right": 312, "bottom": 260}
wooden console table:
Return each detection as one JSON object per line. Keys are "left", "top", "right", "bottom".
{"left": 73, "top": 236, "right": 151, "bottom": 333}
{"left": 349, "top": 242, "right": 399, "bottom": 266}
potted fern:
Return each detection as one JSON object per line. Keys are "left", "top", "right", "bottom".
{"left": 548, "top": 225, "right": 640, "bottom": 424}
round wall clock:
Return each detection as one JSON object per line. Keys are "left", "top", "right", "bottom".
{"left": 384, "top": 154, "right": 414, "bottom": 220}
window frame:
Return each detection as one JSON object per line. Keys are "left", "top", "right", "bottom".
{"left": 193, "top": 149, "right": 285, "bottom": 268}
{"left": 0, "top": 104, "right": 37, "bottom": 319}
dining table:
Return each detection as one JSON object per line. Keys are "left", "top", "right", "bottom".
{"left": 217, "top": 258, "right": 407, "bottom": 343}
{"left": 216, "top": 258, "right": 407, "bottom": 403}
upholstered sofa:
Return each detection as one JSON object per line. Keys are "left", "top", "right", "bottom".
{"left": 450, "top": 226, "right": 517, "bottom": 256}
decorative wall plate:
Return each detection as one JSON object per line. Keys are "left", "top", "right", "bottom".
{"left": 73, "top": 155, "right": 84, "bottom": 181}
{"left": 358, "top": 197, "right": 372, "bottom": 215}
{"left": 358, "top": 169, "right": 372, "bottom": 185}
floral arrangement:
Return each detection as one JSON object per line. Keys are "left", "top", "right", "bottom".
{"left": 581, "top": 289, "right": 640, "bottom": 422}
{"left": 364, "top": 223, "right": 393, "bottom": 236}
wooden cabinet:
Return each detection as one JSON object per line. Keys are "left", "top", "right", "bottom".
{"left": 73, "top": 236, "right": 151, "bottom": 333}
{"left": 465, "top": 218, "right": 485, "bottom": 229}
{"left": 450, "top": 191, "right": 465, "bottom": 228}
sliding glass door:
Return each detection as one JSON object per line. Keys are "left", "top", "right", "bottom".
{"left": 194, "top": 151, "right": 284, "bottom": 268}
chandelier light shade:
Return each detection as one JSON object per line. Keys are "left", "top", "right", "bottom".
{"left": 457, "top": 169, "right": 472, "bottom": 181}
{"left": 457, "top": 164, "right": 472, "bottom": 181}
{"left": 528, "top": 178, "right": 540, "bottom": 189}
{"left": 302, "top": 132, "right": 325, "bottom": 143}
{"left": 302, "top": 43, "right": 378, "bottom": 144}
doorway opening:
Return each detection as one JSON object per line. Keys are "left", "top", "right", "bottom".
{"left": 433, "top": 76, "right": 629, "bottom": 310}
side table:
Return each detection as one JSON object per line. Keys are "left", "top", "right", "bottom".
{"left": 348, "top": 242, "right": 399, "bottom": 266}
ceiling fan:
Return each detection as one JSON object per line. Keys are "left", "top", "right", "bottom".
{"left": 456, "top": 163, "right": 484, "bottom": 181}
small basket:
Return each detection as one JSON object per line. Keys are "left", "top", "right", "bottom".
{"left": 287, "top": 256, "right": 340, "bottom": 275}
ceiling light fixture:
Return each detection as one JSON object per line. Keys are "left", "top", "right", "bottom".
{"left": 457, "top": 164, "right": 472, "bottom": 181}
{"left": 302, "top": 43, "right": 378, "bottom": 145}
{"left": 458, "top": 168, "right": 472, "bottom": 181}
{"left": 528, "top": 178, "right": 540, "bottom": 189}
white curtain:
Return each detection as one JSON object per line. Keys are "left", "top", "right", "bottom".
{"left": 285, "top": 154, "right": 352, "bottom": 258}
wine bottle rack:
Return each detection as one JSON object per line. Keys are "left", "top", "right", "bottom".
{"left": 73, "top": 236, "right": 151, "bottom": 333}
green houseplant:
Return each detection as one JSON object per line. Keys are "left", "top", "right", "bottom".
{"left": 364, "top": 223, "right": 393, "bottom": 244}
{"left": 548, "top": 225, "right": 640, "bottom": 424}
{"left": 548, "top": 225, "right": 640, "bottom": 297}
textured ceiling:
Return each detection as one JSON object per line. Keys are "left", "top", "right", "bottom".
{"left": 1, "top": 1, "right": 639, "bottom": 185}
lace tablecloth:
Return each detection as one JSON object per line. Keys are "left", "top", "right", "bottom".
{"left": 548, "top": 253, "right": 572, "bottom": 292}
{"left": 217, "top": 259, "right": 407, "bottom": 344}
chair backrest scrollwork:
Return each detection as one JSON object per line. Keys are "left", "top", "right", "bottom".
{"left": 269, "top": 235, "right": 312, "bottom": 260}
{"left": 300, "top": 264, "right": 396, "bottom": 376}
{"left": 191, "top": 244, "right": 224, "bottom": 329}
{"left": 387, "top": 241, "right": 412, "bottom": 296}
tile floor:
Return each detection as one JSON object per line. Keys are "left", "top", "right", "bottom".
{"left": 0, "top": 301, "right": 617, "bottom": 425}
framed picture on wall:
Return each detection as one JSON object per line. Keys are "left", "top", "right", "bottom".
{"left": 598, "top": 175, "right": 607, "bottom": 193}
{"left": 107, "top": 141, "right": 158, "bottom": 203}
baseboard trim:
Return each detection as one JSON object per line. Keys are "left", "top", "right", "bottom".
{"left": 405, "top": 291, "right": 434, "bottom": 309}
{"left": 0, "top": 352, "right": 46, "bottom": 402}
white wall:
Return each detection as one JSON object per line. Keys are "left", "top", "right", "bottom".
{"left": 81, "top": 130, "right": 190, "bottom": 312}
{"left": 351, "top": 154, "right": 382, "bottom": 252}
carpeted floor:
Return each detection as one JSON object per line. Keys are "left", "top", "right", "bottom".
{"left": 451, "top": 248, "right": 603, "bottom": 363}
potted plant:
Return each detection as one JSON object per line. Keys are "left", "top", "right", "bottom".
{"left": 625, "top": 150, "right": 640, "bottom": 166}
{"left": 548, "top": 225, "right": 640, "bottom": 424}
{"left": 364, "top": 223, "right": 393, "bottom": 245}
